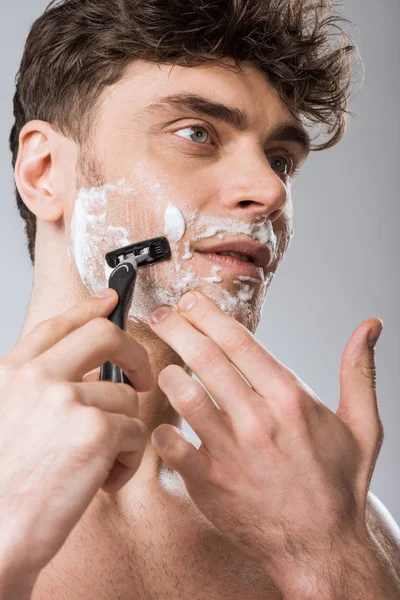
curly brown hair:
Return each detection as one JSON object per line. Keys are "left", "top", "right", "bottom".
{"left": 9, "top": 0, "right": 361, "bottom": 265}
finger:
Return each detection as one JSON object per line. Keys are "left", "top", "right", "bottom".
{"left": 175, "top": 291, "right": 290, "bottom": 397}
{"left": 6, "top": 290, "right": 118, "bottom": 367}
{"left": 102, "top": 415, "right": 148, "bottom": 493}
{"left": 158, "top": 364, "right": 227, "bottom": 456}
{"left": 101, "top": 458, "right": 142, "bottom": 494}
{"left": 148, "top": 303, "right": 264, "bottom": 421}
{"left": 337, "top": 318, "right": 384, "bottom": 461}
{"left": 69, "top": 381, "right": 139, "bottom": 417}
{"left": 82, "top": 368, "right": 100, "bottom": 383}
{"left": 33, "top": 318, "right": 154, "bottom": 392}
{"left": 107, "top": 414, "right": 148, "bottom": 465}
{"left": 151, "top": 424, "right": 208, "bottom": 484}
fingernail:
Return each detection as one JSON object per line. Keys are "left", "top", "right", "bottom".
{"left": 94, "top": 288, "right": 114, "bottom": 298}
{"left": 178, "top": 292, "right": 197, "bottom": 312}
{"left": 367, "top": 324, "right": 383, "bottom": 349}
{"left": 150, "top": 306, "right": 172, "bottom": 324}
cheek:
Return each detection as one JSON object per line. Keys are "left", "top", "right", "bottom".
{"left": 275, "top": 203, "right": 294, "bottom": 263}
{"left": 67, "top": 174, "right": 184, "bottom": 295}
{"left": 68, "top": 182, "right": 143, "bottom": 293}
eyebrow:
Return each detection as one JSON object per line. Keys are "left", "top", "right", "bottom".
{"left": 142, "top": 92, "right": 311, "bottom": 158}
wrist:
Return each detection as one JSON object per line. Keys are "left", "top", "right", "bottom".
{"left": 261, "top": 527, "right": 381, "bottom": 598}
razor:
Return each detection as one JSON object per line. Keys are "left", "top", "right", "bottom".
{"left": 100, "top": 236, "right": 171, "bottom": 386}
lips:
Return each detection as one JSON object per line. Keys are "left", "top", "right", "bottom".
{"left": 195, "top": 251, "right": 264, "bottom": 280}
{"left": 193, "top": 239, "right": 272, "bottom": 278}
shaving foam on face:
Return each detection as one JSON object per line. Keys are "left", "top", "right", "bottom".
{"left": 69, "top": 178, "right": 283, "bottom": 332}
{"left": 69, "top": 184, "right": 133, "bottom": 291}
{"left": 164, "top": 202, "right": 185, "bottom": 242}
{"left": 192, "top": 216, "right": 277, "bottom": 247}
{"left": 202, "top": 265, "right": 223, "bottom": 283}
{"left": 235, "top": 283, "right": 255, "bottom": 302}
{"left": 181, "top": 241, "right": 193, "bottom": 260}
{"left": 126, "top": 199, "right": 280, "bottom": 329}
{"left": 235, "top": 276, "right": 260, "bottom": 283}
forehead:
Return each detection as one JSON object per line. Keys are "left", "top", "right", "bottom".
{"left": 101, "top": 59, "right": 296, "bottom": 128}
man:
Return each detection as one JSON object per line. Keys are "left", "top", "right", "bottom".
{"left": 1, "top": 0, "right": 399, "bottom": 598}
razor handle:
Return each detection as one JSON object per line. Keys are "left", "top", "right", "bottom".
{"left": 99, "top": 261, "right": 138, "bottom": 387}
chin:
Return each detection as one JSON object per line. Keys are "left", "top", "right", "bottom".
{"left": 235, "top": 303, "right": 263, "bottom": 335}
{"left": 124, "top": 260, "right": 268, "bottom": 332}
{"left": 195, "top": 281, "right": 264, "bottom": 334}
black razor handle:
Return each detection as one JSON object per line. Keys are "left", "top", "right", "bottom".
{"left": 99, "top": 261, "right": 138, "bottom": 386}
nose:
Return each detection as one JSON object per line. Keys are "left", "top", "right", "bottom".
{"left": 220, "top": 147, "right": 289, "bottom": 221}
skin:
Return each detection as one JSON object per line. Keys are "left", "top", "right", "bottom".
{"left": 17, "top": 59, "right": 303, "bottom": 466}
{"left": 15, "top": 59, "right": 399, "bottom": 596}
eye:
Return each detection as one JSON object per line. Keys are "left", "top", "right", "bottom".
{"left": 269, "top": 155, "right": 291, "bottom": 174}
{"left": 174, "top": 125, "right": 210, "bottom": 144}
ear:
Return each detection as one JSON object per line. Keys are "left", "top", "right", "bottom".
{"left": 15, "top": 120, "right": 64, "bottom": 222}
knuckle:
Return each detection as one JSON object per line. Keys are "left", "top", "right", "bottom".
{"left": 286, "top": 389, "right": 306, "bottom": 412}
{"left": 82, "top": 408, "right": 111, "bottom": 447}
{"left": 85, "top": 297, "right": 108, "bottom": 317}
{"left": 276, "top": 378, "right": 305, "bottom": 413}
{"left": 178, "top": 385, "right": 203, "bottom": 413}
{"left": 133, "top": 418, "right": 149, "bottom": 441}
{"left": 237, "top": 409, "right": 260, "bottom": 438}
{"left": 195, "top": 341, "right": 221, "bottom": 367}
{"left": 360, "top": 364, "right": 377, "bottom": 387}
{"left": 124, "top": 387, "right": 139, "bottom": 416}
{"left": 221, "top": 328, "right": 254, "bottom": 355}
{"left": 52, "top": 382, "right": 80, "bottom": 406}
{"left": 20, "top": 362, "right": 49, "bottom": 385}
{"left": 282, "top": 398, "right": 307, "bottom": 424}
{"left": 238, "top": 410, "right": 278, "bottom": 446}
{"left": 89, "top": 318, "right": 120, "bottom": 346}
{"left": 282, "top": 368, "right": 304, "bottom": 394}
{"left": 36, "top": 315, "right": 70, "bottom": 337}
{"left": 208, "top": 461, "right": 227, "bottom": 489}
{"left": 120, "top": 417, "right": 147, "bottom": 453}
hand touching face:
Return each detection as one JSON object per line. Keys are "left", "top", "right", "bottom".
{"left": 66, "top": 60, "right": 306, "bottom": 332}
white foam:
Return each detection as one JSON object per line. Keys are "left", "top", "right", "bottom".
{"left": 201, "top": 265, "right": 223, "bottom": 283}
{"left": 164, "top": 202, "right": 186, "bottom": 242}
{"left": 181, "top": 240, "right": 193, "bottom": 260}
{"left": 69, "top": 178, "right": 281, "bottom": 330}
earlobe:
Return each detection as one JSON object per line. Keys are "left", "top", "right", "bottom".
{"left": 15, "top": 120, "right": 63, "bottom": 222}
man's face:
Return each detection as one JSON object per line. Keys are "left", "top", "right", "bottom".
{"left": 65, "top": 60, "right": 309, "bottom": 333}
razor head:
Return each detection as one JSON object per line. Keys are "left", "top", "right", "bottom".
{"left": 105, "top": 236, "right": 171, "bottom": 269}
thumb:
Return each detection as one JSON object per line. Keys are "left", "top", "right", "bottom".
{"left": 336, "top": 318, "right": 384, "bottom": 461}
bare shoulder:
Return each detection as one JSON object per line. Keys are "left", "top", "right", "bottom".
{"left": 367, "top": 490, "right": 400, "bottom": 543}
{"left": 366, "top": 490, "right": 400, "bottom": 579}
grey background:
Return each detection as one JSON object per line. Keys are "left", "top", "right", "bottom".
{"left": 0, "top": 1, "right": 398, "bottom": 524}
